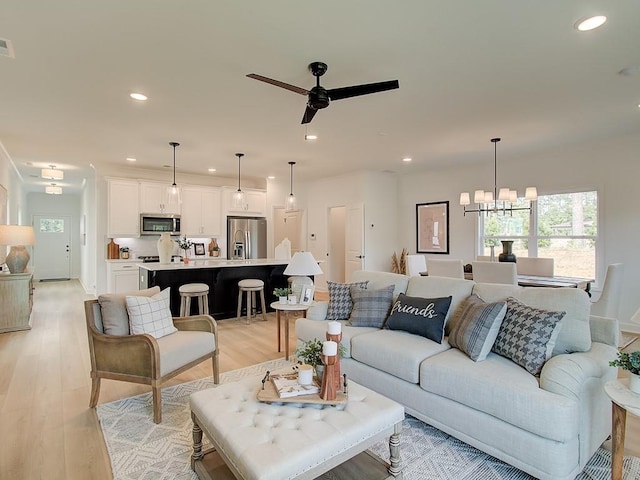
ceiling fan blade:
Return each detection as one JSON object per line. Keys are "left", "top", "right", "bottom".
{"left": 301, "top": 105, "right": 318, "bottom": 124}
{"left": 246, "top": 74, "right": 309, "bottom": 95}
{"left": 328, "top": 80, "right": 399, "bottom": 101}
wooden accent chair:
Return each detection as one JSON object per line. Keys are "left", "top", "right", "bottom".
{"left": 84, "top": 286, "right": 219, "bottom": 423}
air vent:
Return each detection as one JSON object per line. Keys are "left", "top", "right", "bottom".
{"left": 0, "top": 38, "right": 15, "bottom": 58}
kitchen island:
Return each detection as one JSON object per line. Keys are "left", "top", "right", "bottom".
{"left": 139, "top": 259, "right": 291, "bottom": 319}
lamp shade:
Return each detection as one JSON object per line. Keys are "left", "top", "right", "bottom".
{"left": 0, "top": 225, "right": 35, "bottom": 246}
{"left": 283, "top": 252, "right": 323, "bottom": 276}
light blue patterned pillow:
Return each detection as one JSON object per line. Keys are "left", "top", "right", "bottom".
{"left": 492, "top": 297, "right": 565, "bottom": 375}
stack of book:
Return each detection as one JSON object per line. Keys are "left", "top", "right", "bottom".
{"left": 271, "top": 372, "right": 320, "bottom": 398}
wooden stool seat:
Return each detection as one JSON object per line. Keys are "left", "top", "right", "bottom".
{"left": 179, "top": 283, "right": 210, "bottom": 317}
{"left": 237, "top": 279, "right": 267, "bottom": 324}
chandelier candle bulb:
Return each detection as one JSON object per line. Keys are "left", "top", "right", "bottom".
{"left": 327, "top": 321, "right": 342, "bottom": 335}
{"left": 322, "top": 340, "right": 338, "bottom": 356}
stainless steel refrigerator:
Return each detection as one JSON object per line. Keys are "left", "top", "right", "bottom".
{"left": 227, "top": 216, "right": 267, "bottom": 259}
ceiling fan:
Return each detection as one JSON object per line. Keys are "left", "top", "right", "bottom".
{"left": 247, "top": 61, "right": 400, "bottom": 124}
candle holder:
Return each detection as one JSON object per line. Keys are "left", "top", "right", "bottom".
{"left": 326, "top": 332, "right": 342, "bottom": 391}
{"left": 320, "top": 354, "right": 337, "bottom": 401}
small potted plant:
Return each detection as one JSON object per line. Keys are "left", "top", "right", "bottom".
{"left": 295, "top": 338, "right": 346, "bottom": 381}
{"left": 610, "top": 351, "right": 640, "bottom": 394}
{"left": 273, "top": 287, "right": 290, "bottom": 304}
{"left": 176, "top": 236, "right": 193, "bottom": 264}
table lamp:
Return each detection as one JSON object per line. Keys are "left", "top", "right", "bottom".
{"left": 283, "top": 251, "right": 323, "bottom": 299}
{"left": 0, "top": 225, "right": 36, "bottom": 273}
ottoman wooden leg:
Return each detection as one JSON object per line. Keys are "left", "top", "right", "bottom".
{"left": 388, "top": 421, "right": 403, "bottom": 478}
{"left": 191, "top": 412, "right": 204, "bottom": 470}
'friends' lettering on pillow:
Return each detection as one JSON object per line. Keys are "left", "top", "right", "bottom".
{"left": 391, "top": 300, "right": 439, "bottom": 319}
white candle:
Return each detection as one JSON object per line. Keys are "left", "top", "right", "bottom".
{"left": 327, "top": 321, "right": 342, "bottom": 335}
{"left": 322, "top": 340, "right": 338, "bottom": 356}
{"left": 297, "top": 364, "right": 314, "bottom": 385}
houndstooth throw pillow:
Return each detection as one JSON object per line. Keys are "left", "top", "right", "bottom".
{"left": 326, "top": 281, "right": 369, "bottom": 320}
{"left": 347, "top": 284, "right": 395, "bottom": 328}
{"left": 492, "top": 297, "right": 565, "bottom": 376}
{"left": 126, "top": 287, "right": 177, "bottom": 339}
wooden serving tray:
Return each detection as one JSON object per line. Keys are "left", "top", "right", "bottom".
{"left": 257, "top": 377, "right": 348, "bottom": 406}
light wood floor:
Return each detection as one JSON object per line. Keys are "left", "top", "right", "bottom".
{"left": 0, "top": 280, "right": 638, "bottom": 479}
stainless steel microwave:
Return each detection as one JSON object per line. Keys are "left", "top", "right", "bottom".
{"left": 140, "top": 214, "right": 181, "bottom": 236}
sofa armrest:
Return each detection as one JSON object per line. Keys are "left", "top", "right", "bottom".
{"left": 589, "top": 314, "right": 618, "bottom": 348}
{"left": 306, "top": 301, "right": 328, "bottom": 320}
{"left": 539, "top": 342, "right": 618, "bottom": 401}
{"left": 173, "top": 314, "right": 217, "bottom": 336}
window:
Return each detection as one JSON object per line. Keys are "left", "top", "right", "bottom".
{"left": 39, "top": 218, "right": 65, "bottom": 233}
{"left": 480, "top": 191, "right": 597, "bottom": 278}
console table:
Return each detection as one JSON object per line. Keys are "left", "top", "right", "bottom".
{"left": 0, "top": 272, "right": 34, "bottom": 333}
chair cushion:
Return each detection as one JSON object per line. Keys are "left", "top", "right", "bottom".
{"left": 126, "top": 288, "right": 177, "bottom": 339}
{"left": 385, "top": 293, "right": 452, "bottom": 343}
{"left": 179, "top": 283, "right": 210, "bottom": 294}
{"left": 157, "top": 330, "right": 216, "bottom": 377}
{"left": 347, "top": 284, "right": 394, "bottom": 328}
{"left": 98, "top": 286, "right": 161, "bottom": 335}
{"left": 448, "top": 294, "right": 507, "bottom": 362}
{"left": 491, "top": 297, "right": 565, "bottom": 376}
{"left": 326, "top": 281, "right": 369, "bottom": 320}
{"left": 238, "top": 279, "right": 264, "bottom": 289}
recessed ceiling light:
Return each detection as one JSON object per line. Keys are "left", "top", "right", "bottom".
{"left": 267, "top": 175, "right": 276, "bottom": 180}
{"left": 130, "top": 92, "right": 148, "bottom": 101}
{"left": 126, "top": 157, "right": 136, "bottom": 162}
{"left": 305, "top": 134, "right": 318, "bottom": 141}
{"left": 208, "top": 168, "right": 217, "bottom": 172}
{"left": 402, "top": 157, "right": 412, "bottom": 163}
{"left": 575, "top": 15, "right": 607, "bottom": 31}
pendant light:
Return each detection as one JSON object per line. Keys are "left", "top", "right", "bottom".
{"left": 165, "top": 142, "right": 181, "bottom": 207}
{"left": 286, "top": 161, "right": 297, "bottom": 211}
{"left": 233, "top": 153, "right": 245, "bottom": 209}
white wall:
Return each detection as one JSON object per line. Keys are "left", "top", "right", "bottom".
{"left": 0, "top": 142, "right": 27, "bottom": 225}
{"left": 397, "top": 131, "right": 640, "bottom": 331}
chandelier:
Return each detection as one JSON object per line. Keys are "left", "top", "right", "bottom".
{"left": 459, "top": 138, "right": 537, "bottom": 216}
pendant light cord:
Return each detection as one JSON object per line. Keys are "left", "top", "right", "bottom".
{"left": 169, "top": 142, "right": 180, "bottom": 186}
{"left": 289, "top": 161, "right": 295, "bottom": 195}
{"left": 491, "top": 137, "right": 500, "bottom": 201}
{"left": 236, "top": 153, "right": 244, "bottom": 191}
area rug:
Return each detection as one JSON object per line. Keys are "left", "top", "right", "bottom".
{"left": 97, "top": 359, "right": 640, "bottom": 480}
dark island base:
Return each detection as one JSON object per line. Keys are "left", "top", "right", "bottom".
{"left": 140, "top": 265, "right": 291, "bottom": 319}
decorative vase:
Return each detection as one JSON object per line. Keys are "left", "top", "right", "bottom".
{"left": 498, "top": 240, "right": 516, "bottom": 263}
{"left": 630, "top": 373, "right": 640, "bottom": 394}
{"left": 489, "top": 245, "right": 496, "bottom": 262}
{"left": 157, "top": 233, "right": 173, "bottom": 264}
{"left": 183, "top": 255, "right": 189, "bottom": 265}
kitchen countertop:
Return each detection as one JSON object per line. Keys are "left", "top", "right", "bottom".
{"left": 138, "top": 258, "right": 290, "bottom": 271}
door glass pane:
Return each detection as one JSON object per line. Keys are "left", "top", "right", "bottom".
{"left": 39, "top": 218, "right": 64, "bottom": 233}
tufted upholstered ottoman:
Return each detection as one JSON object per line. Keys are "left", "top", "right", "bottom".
{"left": 189, "top": 375, "right": 405, "bottom": 480}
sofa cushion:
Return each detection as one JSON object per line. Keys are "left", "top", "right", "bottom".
{"left": 156, "top": 330, "right": 216, "bottom": 376}
{"left": 126, "top": 287, "right": 178, "bottom": 339}
{"left": 347, "top": 284, "right": 394, "bottom": 328}
{"left": 472, "top": 283, "right": 590, "bottom": 355}
{"left": 295, "top": 318, "right": 376, "bottom": 358}
{"left": 491, "top": 297, "right": 565, "bottom": 376}
{"left": 448, "top": 294, "right": 507, "bottom": 361}
{"left": 352, "top": 329, "right": 450, "bottom": 383}
{"left": 386, "top": 294, "right": 452, "bottom": 343}
{"left": 98, "top": 286, "right": 161, "bottom": 335}
{"left": 326, "top": 281, "right": 369, "bottom": 320}
{"left": 419, "top": 348, "right": 579, "bottom": 442}
{"left": 405, "top": 276, "right": 475, "bottom": 335}
{"left": 351, "top": 270, "right": 409, "bottom": 299}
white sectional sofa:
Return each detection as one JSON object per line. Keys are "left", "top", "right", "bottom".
{"left": 295, "top": 270, "right": 618, "bottom": 480}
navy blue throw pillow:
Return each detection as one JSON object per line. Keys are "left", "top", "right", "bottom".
{"left": 385, "top": 294, "right": 452, "bottom": 343}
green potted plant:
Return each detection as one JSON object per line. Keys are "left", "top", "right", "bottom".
{"left": 295, "top": 338, "right": 346, "bottom": 380}
{"left": 610, "top": 351, "right": 640, "bottom": 393}
{"left": 176, "top": 236, "right": 193, "bottom": 264}
{"left": 273, "top": 287, "right": 290, "bottom": 304}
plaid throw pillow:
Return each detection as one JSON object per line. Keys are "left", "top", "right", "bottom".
{"left": 126, "top": 288, "right": 177, "bottom": 339}
{"left": 492, "top": 297, "right": 565, "bottom": 375}
{"left": 448, "top": 294, "right": 507, "bottom": 362}
{"left": 326, "top": 281, "right": 369, "bottom": 320}
{"left": 347, "top": 284, "right": 395, "bottom": 328}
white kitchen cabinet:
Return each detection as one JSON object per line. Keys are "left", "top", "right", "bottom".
{"left": 139, "top": 181, "right": 181, "bottom": 214}
{"left": 223, "top": 187, "right": 266, "bottom": 216}
{"left": 107, "top": 178, "right": 140, "bottom": 237}
{"left": 181, "top": 186, "right": 221, "bottom": 236}
{"left": 106, "top": 261, "right": 140, "bottom": 293}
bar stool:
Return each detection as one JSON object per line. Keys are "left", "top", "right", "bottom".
{"left": 237, "top": 279, "right": 267, "bottom": 324}
{"left": 179, "top": 283, "right": 210, "bottom": 317}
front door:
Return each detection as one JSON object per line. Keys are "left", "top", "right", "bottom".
{"left": 345, "top": 204, "right": 365, "bottom": 280}
{"left": 33, "top": 215, "right": 71, "bottom": 280}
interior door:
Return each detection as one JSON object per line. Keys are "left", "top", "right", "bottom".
{"left": 345, "top": 204, "right": 365, "bottom": 280}
{"left": 33, "top": 214, "right": 71, "bottom": 280}
{"left": 273, "top": 208, "right": 302, "bottom": 253}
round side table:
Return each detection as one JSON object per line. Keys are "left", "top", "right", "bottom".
{"left": 604, "top": 378, "right": 640, "bottom": 480}
{"left": 270, "top": 301, "right": 309, "bottom": 360}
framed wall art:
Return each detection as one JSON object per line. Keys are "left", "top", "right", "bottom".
{"left": 416, "top": 201, "right": 449, "bottom": 254}
{"left": 193, "top": 243, "right": 206, "bottom": 256}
